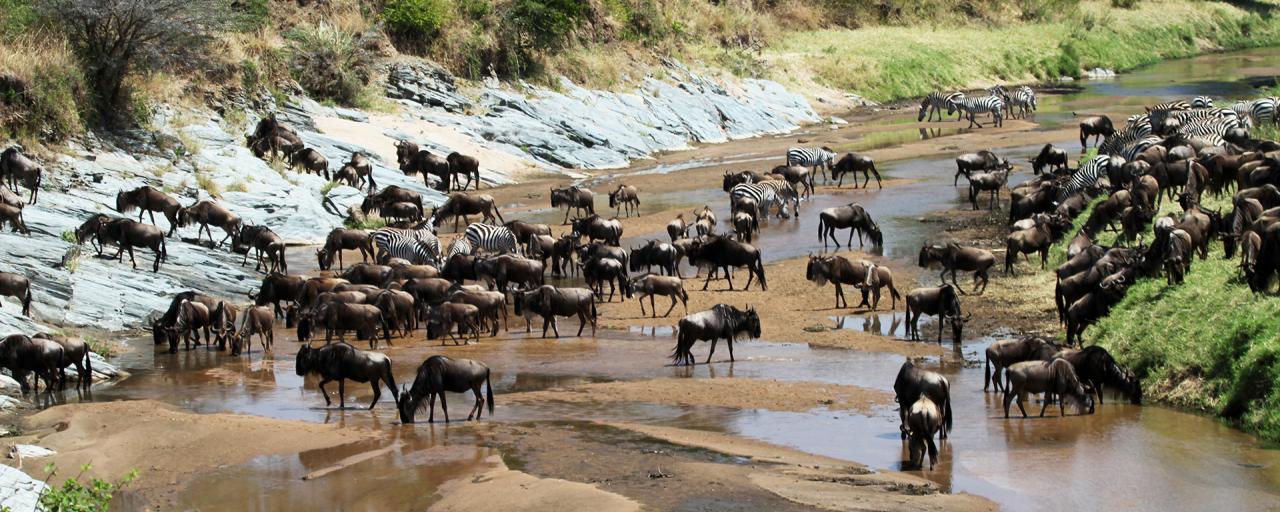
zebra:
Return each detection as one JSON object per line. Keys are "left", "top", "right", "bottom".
{"left": 1145, "top": 100, "right": 1192, "bottom": 129}
{"left": 1117, "top": 136, "right": 1163, "bottom": 162}
{"left": 1191, "top": 96, "right": 1214, "bottom": 108}
{"left": 463, "top": 223, "right": 520, "bottom": 256}
{"left": 730, "top": 181, "right": 799, "bottom": 219}
{"left": 1098, "top": 124, "right": 1153, "bottom": 156}
{"left": 372, "top": 227, "right": 441, "bottom": 266}
{"left": 1059, "top": 155, "right": 1111, "bottom": 201}
{"left": 919, "top": 91, "right": 965, "bottom": 122}
{"left": 787, "top": 147, "right": 836, "bottom": 183}
{"left": 1177, "top": 116, "right": 1240, "bottom": 140}
{"left": 1005, "top": 86, "right": 1037, "bottom": 119}
{"left": 1246, "top": 97, "right": 1279, "bottom": 125}
{"left": 954, "top": 96, "right": 1004, "bottom": 128}
{"left": 447, "top": 237, "right": 473, "bottom": 258}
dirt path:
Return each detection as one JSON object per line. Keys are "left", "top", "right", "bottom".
{"left": 505, "top": 377, "right": 892, "bottom": 414}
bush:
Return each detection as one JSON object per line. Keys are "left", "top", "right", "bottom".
{"left": 37, "top": 0, "right": 232, "bottom": 127}
{"left": 505, "top": 0, "right": 588, "bottom": 51}
{"left": 1111, "top": 0, "right": 1139, "bottom": 7}
{"left": 286, "top": 22, "right": 373, "bottom": 106}
{"left": 40, "top": 464, "right": 137, "bottom": 512}
{"left": 0, "top": 0, "right": 39, "bottom": 36}
{"left": 383, "top": 0, "right": 453, "bottom": 38}
{"left": 0, "top": 34, "right": 86, "bottom": 140}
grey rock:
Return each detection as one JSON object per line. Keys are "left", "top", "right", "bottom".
{"left": 0, "top": 464, "right": 46, "bottom": 512}
{"left": 386, "top": 62, "right": 472, "bottom": 113}
{"left": 8, "top": 444, "right": 54, "bottom": 459}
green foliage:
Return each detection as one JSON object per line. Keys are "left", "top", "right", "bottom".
{"left": 0, "top": 0, "right": 39, "bottom": 36}
{"left": 384, "top": 0, "right": 454, "bottom": 38}
{"left": 286, "top": 23, "right": 374, "bottom": 107}
{"left": 60, "top": 230, "right": 77, "bottom": 243}
{"left": 505, "top": 0, "right": 588, "bottom": 51}
{"left": 344, "top": 215, "right": 387, "bottom": 230}
{"left": 40, "top": 464, "right": 137, "bottom": 512}
{"left": 1111, "top": 0, "right": 1139, "bottom": 7}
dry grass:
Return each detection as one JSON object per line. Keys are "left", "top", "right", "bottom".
{"left": 0, "top": 32, "right": 85, "bottom": 139}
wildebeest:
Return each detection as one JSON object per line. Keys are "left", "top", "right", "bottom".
{"left": 1056, "top": 346, "right": 1142, "bottom": 405}
{"left": 817, "top": 203, "right": 882, "bottom": 250}
{"left": 687, "top": 235, "right": 767, "bottom": 291}
{"left": 447, "top": 152, "right": 482, "bottom": 190}
{"left": 582, "top": 256, "right": 631, "bottom": 302}
{"left": 630, "top": 274, "right": 688, "bottom": 318}
{"left": 441, "top": 252, "right": 478, "bottom": 283}
{"left": 116, "top": 186, "right": 181, "bottom": 236}
{"left": 1164, "top": 228, "right": 1195, "bottom": 285}
{"left": 831, "top": 152, "right": 882, "bottom": 188}
{"left": 398, "top": 147, "right": 451, "bottom": 191}
{"left": 424, "top": 302, "right": 482, "bottom": 345}
{"left": 251, "top": 273, "right": 307, "bottom": 320}
{"left": 917, "top": 243, "right": 996, "bottom": 294}
{"left": 306, "top": 301, "right": 393, "bottom": 349}
{"left": 0, "top": 203, "right": 30, "bottom": 235}
{"left": 178, "top": 200, "right": 241, "bottom": 248}
{"left": 608, "top": 184, "right": 640, "bottom": 217}
{"left": 445, "top": 288, "right": 507, "bottom": 336}
{"left": 805, "top": 255, "right": 901, "bottom": 310}
{"left": 295, "top": 342, "right": 398, "bottom": 409}
{"left": 1008, "top": 180, "right": 1061, "bottom": 225}
{"left": 101, "top": 218, "right": 168, "bottom": 272}
{"left": 551, "top": 186, "right": 594, "bottom": 224}
{"left": 210, "top": 301, "right": 240, "bottom": 350}
{"left": 317, "top": 228, "right": 375, "bottom": 270}
{"left": 671, "top": 304, "right": 761, "bottom": 366}
{"left": 397, "top": 355, "right": 493, "bottom": 423}
{"left": 630, "top": 240, "right": 680, "bottom": 277}
{"left": 984, "top": 336, "right": 1063, "bottom": 392}
{"left": 570, "top": 214, "right": 622, "bottom": 246}
{"left": 0, "top": 147, "right": 42, "bottom": 204}
{"left": 733, "top": 210, "right": 758, "bottom": 243}
{"left": 361, "top": 185, "right": 425, "bottom": 220}
{"left": 904, "top": 283, "right": 968, "bottom": 343}
{"left": 474, "top": 254, "right": 544, "bottom": 294}
{"left": 1005, "top": 216, "right": 1055, "bottom": 274}
{"left": 0, "top": 272, "right": 33, "bottom": 317}
{"left": 432, "top": 193, "right": 504, "bottom": 232}
{"left": 247, "top": 115, "right": 302, "bottom": 161}
{"left": 505, "top": 220, "right": 551, "bottom": 251}
{"left": 1065, "top": 265, "right": 1135, "bottom": 346}
{"left": 168, "top": 299, "right": 212, "bottom": 353}
{"left": 955, "top": 150, "right": 1010, "bottom": 186}
{"left": 1078, "top": 115, "right": 1115, "bottom": 148}
{"left": 232, "top": 305, "right": 274, "bottom": 355}
{"left": 513, "top": 285, "right": 598, "bottom": 338}
{"left": 968, "top": 169, "right": 1009, "bottom": 210}
{"left": 0, "top": 334, "right": 62, "bottom": 392}
{"left": 289, "top": 147, "right": 330, "bottom": 180}
{"left": 32, "top": 333, "right": 92, "bottom": 391}
{"left": 1003, "top": 359, "right": 1094, "bottom": 418}
{"left": 232, "top": 224, "right": 288, "bottom": 274}
{"left": 667, "top": 214, "right": 688, "bottom": 241}
{"left": 1031, "top": 143, "right": 1069, "bottom": 175}
{"left": 906, "top": 396, "right": 942, "bottom": 469}
{"left": 893, "top": 360, "right": 952, "bottom": 440}
{"left": 340, "top": 152, "right": 376, "bottom": 192}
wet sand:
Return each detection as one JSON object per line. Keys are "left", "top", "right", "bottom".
{"left": 505, "top": 377, "right": 892, "bottom": 414}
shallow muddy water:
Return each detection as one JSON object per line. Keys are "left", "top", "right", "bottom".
{"left": 43, "top": 48, "right": 1280, "bottom": 510}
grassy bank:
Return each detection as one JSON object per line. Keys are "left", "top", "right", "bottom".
{"left": 765, "top": 0, "right": 1280, "bottom": 103}
{"left": 1005, "top": 183, "right": 1280, "bottom": 442}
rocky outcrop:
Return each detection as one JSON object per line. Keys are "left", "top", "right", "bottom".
{"left": 0, "top": 57, "right": 817, "bottom": 335}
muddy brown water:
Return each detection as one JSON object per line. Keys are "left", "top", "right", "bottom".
{"left": 42, "top": 48, "right": 1280, "bottom": 510}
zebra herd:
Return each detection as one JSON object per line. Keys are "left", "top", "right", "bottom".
{"left": 918, "top": 85, "right": 1038, "bottom": 128}
{"left": 368, "top": 222, "right": 520, "bottom": 268}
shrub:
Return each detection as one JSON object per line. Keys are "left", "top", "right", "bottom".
{"left": 286, "top": 22, "right": 373, "bottom": 106}
{"left": 0, "top": 34, "right": 86, "bottom": 140}
{"left": 384, "top": 0, "right": 453, "bottom": 38}
{"left": 40, "top": 464, "right": 138, "bottom": 512}
{"left": 1111, "top": 0, "right": 1139, "bottom": 7}
{"left": 36, "top": 0, "right": 232, "bottom": 127}
{"left": 0, "top": 0, "right": 39, "bottom": 36}
{"left": 505, "top": 0, "right": 588, "bottom": 51}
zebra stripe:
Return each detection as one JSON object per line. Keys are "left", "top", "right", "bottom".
{"left": 1117, "top": 136, "right": 1163, "bottom": 162}
{"left": 447, "top": 237, "right": 472, "bottom": 258}
{"left": 372, "top": 227, "right": 440, "bottom": 266}
{"left": 1059, "top": 155, "right": 1110, "bottom": 201}
{"left": 954, "top": 96, "right": 1004, "bottom": 127}
{"left": 1191, "top": 96, "right": 1214, "bottom": 108}
{"left": 1098, "top": 124, "right": 1153, "bottom": 156}
{"left": 1176, "top": 116, "right": 1239, "bottom": 140}
{"left": 731, "top": 181, "right": 799, "bottom": 218}
{"left": 921, "top": 91, "right": 965, "bottom": 121}
{"left": 463, "top": 223, "right": 520, "bottom": 255}
{"left": 1249, "top": 97, "right": 1279, "bottom": 125}
{"left": 787, "top": 147, "right": 836, "bottom": 171}
{"left": 1007, "top": 86, "right": 1037, "bottom": 118}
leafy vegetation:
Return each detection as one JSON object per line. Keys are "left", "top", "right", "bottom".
{"left": 40, "top": 464, "right": 137, "bottom": 512}
{"left": 286, "top": 22, "right": 375, "bottom": 107}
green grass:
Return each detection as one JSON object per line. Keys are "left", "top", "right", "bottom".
{"left": 344, "top": 216, "right": 387, "bottom": 230}
{"left": 1033, "top": 186, "right": 1280, "bottom": 441}
{"left": 766, "top": 0, "right": 1280, "bottom": 103}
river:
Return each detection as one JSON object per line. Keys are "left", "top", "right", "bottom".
{"left": 42, "top": 48, "right": 1280, "bottom": 510}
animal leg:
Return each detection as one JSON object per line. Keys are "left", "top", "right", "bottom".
{"left": 1039, "top": 397, "right": 1050, "bottom": 417}
{"left": 664, "top": 296, "right": 679, "bottom": 317}
{"left": 440, "top": 391, "right": 449, "bottom": 423}
{"left": 318, "top": 378, "right": 333, "bottom": 406}
{"left": 369, "top": 381, "right": 381, "bottom": 410}
{"left": 706, "top": 339, "right": 717, "bottom": 364}
{"left": 338, "top": 379, "right": 346, "bottom": 409}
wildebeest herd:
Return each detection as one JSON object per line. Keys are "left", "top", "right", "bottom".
{"left": 3, "top": 89, "right": 1277, "bottom": 472}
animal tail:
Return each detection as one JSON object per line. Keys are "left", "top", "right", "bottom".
{"left": 985, "top": 355, "right": 991, "bottom": 391}
{"left": 383, "top": 358, "right": 399, "bottom": 400}
{"left": 1004, "top": 239, "right": 1016, "bottom": 274}
{"left": 889, "top": 283, "right": 901, "bottom": 304}
{"left": 817, "top": 215, "right": 825, "bottom": 243}
{"left": 83, "top": 346, "right": 93, "bottom": 387}
{"left": 755, "top": 252, "right": 767, "bottom": 290}
{"left": 22, "top": 287, "right": 31, "bottom": 317}
{"left": 1054, "top": 280, "right": 1066, "bottom": 324}
{"left": 486, "top": 368, "right": 495, "bottom": 415}
{"left": 670, "top": 329, "right": 690, "bottom": 364}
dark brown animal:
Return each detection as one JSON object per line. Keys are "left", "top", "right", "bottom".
{"left": 608, "top": 184, "right": 641, "bottom": 217}
{"left": 233, "top": 224, "right": 287, "bottom": 274}
{"left": 831, "top": 152, "right": 881, "bottom": 188}
{"left": 178, "top": 200, "right": 242, "bottom": 248}
{"left": 317, "top": 228, "right": 375, "bottom": 270}
{"left": 904, "top": 284, "right": 969, "bottom": 343}
{"left": 551, "top": 186, "right": 594, "bottom": 224}
{"left": 101, "top": 218, "right": 168, "bottom": 272}
{"left": 0, "top": 203, "right": 29, "bottom": 235}
{"left": 289, "top": 147, "right": 330, "bottom": 180}
{"left": 0, "top": 272, "right": 33, "bottom": 316}
{"left": 918, "top": 243, "right": 996, "bottom": 294}
{"left": 1004, "top": 359, "right": 1094, "bottom": 418}
{"left": 0, "top": 147, "right": 42, "bottom": 204}
{"left": 513, "top": 285, "right": 598, "bottom": 338}
{"left": 447, "top": 152, "right": 481, "bottom": 190}
{"left": 295, "top": 342, "right": 398, "bottom": 410}
{"left": 805, "top": 255, "right": 901, "bottom": 310}
{"left": 1078, "top": 115, "right": 1115, "bottom": 148}
{"left": 116, "top": 186, "right": 181, "bottom": 236}
{"left": 233, "top": 305, "right": 275, "bottom": 355}
{"left": 432, "top": 193, "right": 504, "bottom": 232}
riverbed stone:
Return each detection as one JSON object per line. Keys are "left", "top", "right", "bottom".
{"left": 0, "top": 464, "right": 46, "bottom": 512}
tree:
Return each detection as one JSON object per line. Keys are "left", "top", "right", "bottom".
{"left": 36, "top": 0, "right": 232, "bottom": 126}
